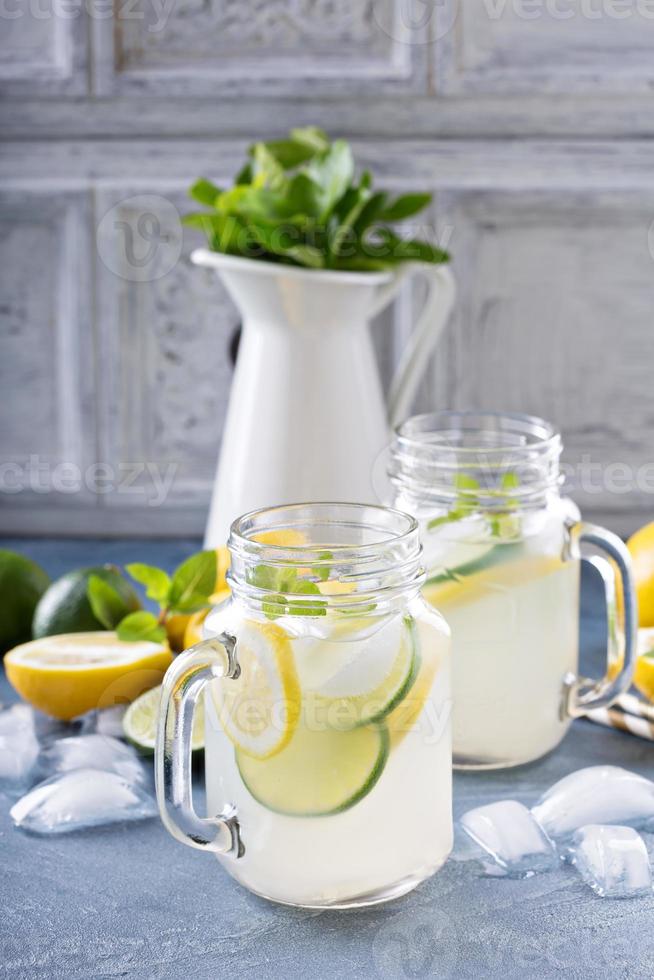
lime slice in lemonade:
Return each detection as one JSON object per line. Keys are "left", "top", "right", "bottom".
{"left": 123, "top": 684, "right": 205, "bottom": 755}
{"left": 237, "top": 723, "right": 389, "bottom": 816}
{"left": 299, "top": 615, "right": 420, "bottom": 729}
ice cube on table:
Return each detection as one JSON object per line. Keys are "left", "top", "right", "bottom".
{"left": 10, "top": 768, "right": 158, "bottom": 834}
{"left": 460, "top": 800, "right": 558, "bottom": 876}
{"left": 532, "top": 767, "right": 654, "bottom": 841}
{"left": 0, "top": 704, "right": 40, "bottom": 789}
{"left": 78, "top": 705, "right": 127, "bottom": 739}
{"left": 569, "top": 825, "right": 653, "bottom": 899}
{"left": 39, "top": 734, "right": 145, "bottom": 784}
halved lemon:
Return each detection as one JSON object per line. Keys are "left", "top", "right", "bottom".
{"left": 210, "top": 620, "right": 300, "bottom": 759}
{"left": 4, "top": 632, "right": 172, "bottom": 720}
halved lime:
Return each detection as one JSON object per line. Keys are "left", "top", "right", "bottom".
{"left": 123, "top": 684, "right": 205, "bottom": 755}
{"left": 236, "top": 723, "right": 389, "bottom": 816}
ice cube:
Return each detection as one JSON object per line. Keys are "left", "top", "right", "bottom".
{"left": 532, "top": 767, "right": 654, "bottom": 841}
{"left": 460, "top": 800, "right": 558, "bottom": 876}
{"left": 569, "top": 825, "right": 653, "bottom": 899}
{"left": 39, "top": 734, "right": 145, "bottom": 784}
{"left": 10, "top": 768, "right": 157, "bottom": 834}
{"left": 78, "top": 705, "right": 127, "bottom": 739}
{"left": 0, "top": 704, "right": 40, "bottom": 789}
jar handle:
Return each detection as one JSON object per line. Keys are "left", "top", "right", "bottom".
{"left": 155, "top": 635, "right": 244, "bottom": 856}
{"left": 562, "top": 522, "right": 637, "bottom": 719}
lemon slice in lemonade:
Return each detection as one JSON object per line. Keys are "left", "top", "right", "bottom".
{"left": 211, "top": 620, "right": 301, "bottom": 759}
{"left": 299, "top": 615, "right": 420, "bottom": 729}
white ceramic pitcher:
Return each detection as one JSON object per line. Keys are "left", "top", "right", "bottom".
{"left": 192, "top": 250, "right": 456, "bottom": 545}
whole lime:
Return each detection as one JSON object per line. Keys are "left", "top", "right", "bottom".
{"left": 32, "top": 565, "right": 141, "bottom": 639}
{"left": 0, "top": 550, "right": 50, "bottom": 655}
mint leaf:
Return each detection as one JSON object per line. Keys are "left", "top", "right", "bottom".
{"left": 259, "top": 137, "right": 318, "bottom": 170}
{"left": 126, "top": 563, "right": 171, "bottom": 603}
{"left": 87, "top": 575, "right": 128, "bottom": 629}
{"left": 290, "top": 126, "right": 329, "bottom": 155}
{"left": 379, "top": 194, "right": 432, "bottom": 222}
{"left": 501, "top": 471, "right": 520, "bottom": 491}
{"left": 305, "top": 140, "right": 354, "bottom": 218}
{"left": 188, "top": 178, "right": 222, "bottom": 208}
{"left": 168, "top": 551, "right": 216, "bottom": 613}
{"left": 313, "top": 552, "right": 333, "bottom": 582}
{"left": 117, "top": 611, "right": 167, "bottom": 644}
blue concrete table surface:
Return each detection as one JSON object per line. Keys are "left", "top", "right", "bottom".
{"left": 2, "top": 539, "right": 653, "bottom": 980}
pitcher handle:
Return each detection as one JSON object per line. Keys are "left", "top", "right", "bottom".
{"left": 388, "top": 265, "right": 457, "bottom": 428}
{"left": 562, "top": 522, "right": 637, "bottom": 719}
{"left": 155, "top": 635, "right": 244, "bottom": 856}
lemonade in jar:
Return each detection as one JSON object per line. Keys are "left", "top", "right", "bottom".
{"left": 156, "top": 503, "right": 452, "bottom": 908}
{"left": 389, "top": 411, "right": 637, "bottom": 770}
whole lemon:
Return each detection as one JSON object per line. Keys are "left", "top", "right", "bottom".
{"left": 627, "top": 522, "right": 654, "bottom": 627}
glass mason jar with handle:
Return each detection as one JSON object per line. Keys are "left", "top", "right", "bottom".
{"left": 388, "top": 411, "right": 637, "bottom": 771}
{"left": 156, "top": 503, "right": 452, "bottom": 909}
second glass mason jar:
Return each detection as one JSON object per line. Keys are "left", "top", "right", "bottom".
{"left": 389, "top": 411, "right": 637, "bottom": 770}
{"left": 156, "top": 503, "right": 452, "bottom": 908}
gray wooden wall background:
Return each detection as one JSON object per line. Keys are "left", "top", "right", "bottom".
{"left": 2, "top": 0, "right": 654, "bottom": 538}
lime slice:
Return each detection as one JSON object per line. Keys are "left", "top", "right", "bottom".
{"left": 211, "top": 620, "right": 301, "bottom": 760}
{"left": 236, "top": 723, "right": 389, "bottom": 816}
{"left": 123, "top": 684, "right": 205, "bottom": 756}
{"left": 299, "top": 615, "right": 420, "bottom": 730}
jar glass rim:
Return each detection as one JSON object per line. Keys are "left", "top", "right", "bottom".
{"left": 394, "top": 410, "right": 561, "bottom": 457}
{"left": 229, "top": 502, "right": 419, "bottom": 559}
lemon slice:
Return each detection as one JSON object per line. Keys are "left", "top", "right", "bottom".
{"left": 4, "top": 632, "right": 172, "bottom": 721}
{"left": 298, "top": 616, "right": 419, "bottom": 730}
{"left": 123, "top": 684, "right": 205, "bottom": 755}
{"left": 211, "top": 620, "right": 300, "bottom": 759}
{"left": 423, "top": 555, "right": 565, "bottom": 610}
{"left": 237, "top": 722, "right": 389, "bottom": 816}
{"left": 252, "top": 530, "right": 307, "bottom": 547}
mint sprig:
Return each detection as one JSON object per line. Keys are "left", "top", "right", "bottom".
{"left": 428, "top": 471, "right": 522, "bottom": 539}
{"left": 184, "top": 127, "right": 449, "bottom": 272}
{"left": 246, "top": 563, "right": 327, "bottom": 620}
{"left": 117, "top": 551, "right": 218, "bottom": 647}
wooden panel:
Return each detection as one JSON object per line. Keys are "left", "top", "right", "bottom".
{"left": 94, "top": 0, "right": 427, "bottom": 96}
{"left": 428, "top": 189, "right": 654, "bottom": 532}
{"left": 0, "top": 1, "right": 87, "bottom": 95}
{"left": 95, "top": 186, "right": 238, "bottom": 520}
{"left": 2, "top": 142, "right": 653, "bottom": 535}
{"left": 0, "top": 190, "right": 95, "bottom": 530}
{"left": 436, "top": 0, "right": 654, "bottom": 94}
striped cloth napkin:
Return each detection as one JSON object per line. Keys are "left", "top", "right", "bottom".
{"left": 586, "top": 693, "right": 654, "bottom": 742}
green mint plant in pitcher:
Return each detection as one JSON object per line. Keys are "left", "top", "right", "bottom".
{"left": 389, "top": 411, "right": 637, "bottom": 770}
{"left": 156, "top": 503, "right": 452, "bottom": 908}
